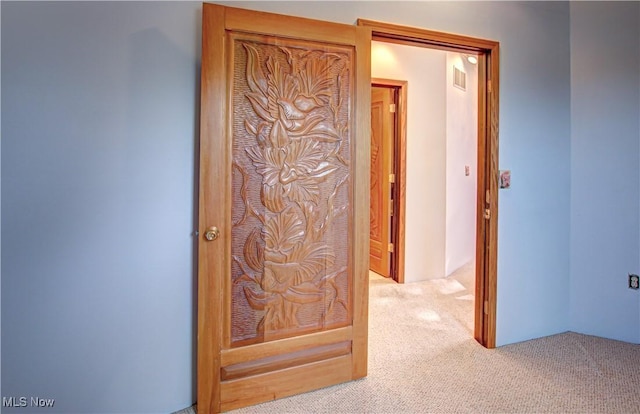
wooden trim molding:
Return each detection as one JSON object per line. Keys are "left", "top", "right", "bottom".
{"left": 199, "top": 4, "right": 226, "bottom": 412}
{"left": 360, "top": 19, "right": 499, "bottom": 349}
{"left": 352, "top": 26, "right": 372, "bottom": 378}
{"left": 485, "top": 45, "right": 500, "bottom": 349}
{"left": 359, "top": 18, "right": 498, "bottom": 51}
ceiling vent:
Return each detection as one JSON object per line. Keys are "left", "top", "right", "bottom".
{"left": 453, "top": 66, "right": 466, "bottom": 91}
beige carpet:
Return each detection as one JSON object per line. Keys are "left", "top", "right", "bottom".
{"left": 178, "top": 264, "right": 640, "bottom": 413}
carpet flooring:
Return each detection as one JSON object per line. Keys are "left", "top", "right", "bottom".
{"left": 177, "top": 264, "right": 640, "bottom": 413}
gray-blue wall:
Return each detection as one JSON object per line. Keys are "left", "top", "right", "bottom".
{"left": 1, "top": 1, "right": 638, "bottom": 413}
{"left": 2, "top": 2, "right": 200, "bottom": 412}
{"left": 570, "top": 1, "right": 640, "bottom": 343}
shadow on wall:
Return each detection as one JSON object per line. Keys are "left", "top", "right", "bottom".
{"left": 126, "top": 26, "right": 200, "bottom": 408}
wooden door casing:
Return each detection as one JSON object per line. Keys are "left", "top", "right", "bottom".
{"left": 199, "top": 5, "right": 371, "bottom": 413}
{"left": 369, "top": 86, "right": 394, "bottom": 277}
{"left": 358, "top": 18, "right": 500, "bottom": 348}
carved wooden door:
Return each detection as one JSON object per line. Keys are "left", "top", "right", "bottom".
{"left": 198, "top": 4, "right": 370, "bottom": 413}
{"left": 369, "top": 86, "right": 394, "bottom": 277}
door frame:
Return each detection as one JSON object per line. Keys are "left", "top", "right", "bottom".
{"left": 358, "top": 19, "right": 499, "bottom": 348}
{"left": 371, "top": 79, "right": 407, "bottom": 284}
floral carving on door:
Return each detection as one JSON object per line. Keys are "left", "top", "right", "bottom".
{"left": 370, "top": 124, "right": 381, "bottom": 239}
{"left": 230, "top": 36, "right": 353, "bottom": 345}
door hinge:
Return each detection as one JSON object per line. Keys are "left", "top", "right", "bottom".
{"left": 484, "top": 300, "right": 489, "bottom": 315}
{"left": 388, "top": 243, "right": 394, "bottom": 253}
{"left": 486, "top": 190, "right": 490, "bottom": 204}
{"left": 389, "top": 103, "right": 396, "bottom": 113}
{"left": 487, "top": 80, "right": 492, "bottom": 93}
{"left": 390, "top": 199, "right": 394, "bottom": 216}
{"left": 484, "top": 209, "right": 491, "bottom": 220}
{"left": 389, "top": 173, "right": 395, "bottom": 183}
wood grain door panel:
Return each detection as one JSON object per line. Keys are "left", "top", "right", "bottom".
{"left": 199, "top": 5, "right": 370, "bottom": 413}
{"left": 229, "top": 32, "right": 353, "bottom": 346}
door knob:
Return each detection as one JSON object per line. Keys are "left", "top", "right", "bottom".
{"left": 204, "top": 226, "right": 220, "bottom": 241}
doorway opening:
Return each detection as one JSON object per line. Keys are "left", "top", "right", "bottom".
{"left": 359, "top": 19, "right": 499, "bottom": 348}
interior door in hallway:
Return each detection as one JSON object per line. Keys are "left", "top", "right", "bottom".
{"left": 198, "top": 4, "right": 371, "bottom": 413}
{"left": 369, "top": 86, "right": 394, "bottom": 277}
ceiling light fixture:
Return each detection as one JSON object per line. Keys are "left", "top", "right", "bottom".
{"left": 466, "top": 54, "right": 478, "bottom": 65}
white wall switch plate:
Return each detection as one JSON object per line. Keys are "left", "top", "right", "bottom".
{"left": 499, "top": 170, "right": 511, "bottom": 189}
